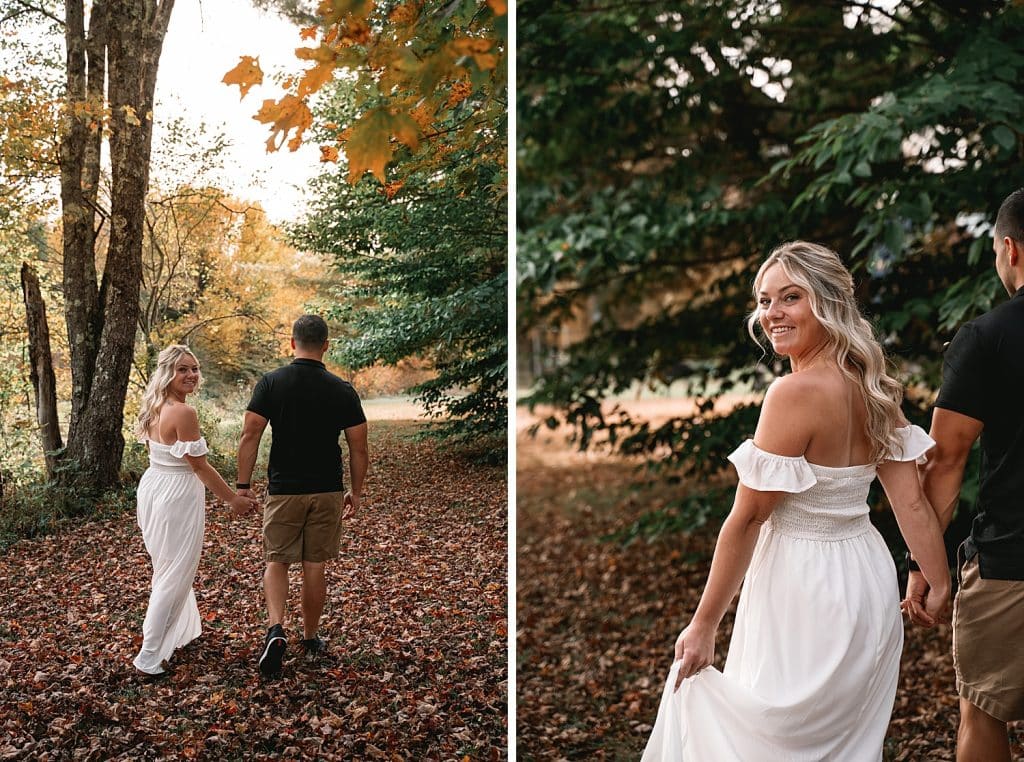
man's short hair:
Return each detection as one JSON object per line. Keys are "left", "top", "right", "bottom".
{"left": 292, "top": 314, "right": 329, "bottom": 349}
{"left": 995, "top": 189, "right": 1024, "bottom": 243}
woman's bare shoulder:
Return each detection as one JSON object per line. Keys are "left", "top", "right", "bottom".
{"left": 764, "top": 371, "right": 828, "bottom": 405}
{"left": 756, "top": 376, "right": 822, "bottom": 455}
{"left": 160, "top": 401, "right": 198, "bottom": 424}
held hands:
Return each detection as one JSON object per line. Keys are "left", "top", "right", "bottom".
{"left": 227, "top": 490, "right": 259, "bottom": 518}
{"left": 673, "top": 622, "right": 716, "bottom": 692}
{"left": 901, "top": 570, "right": 951, "bottom": 627}
{"left": 343, "top": 491, "right": 361, "bottom": 520}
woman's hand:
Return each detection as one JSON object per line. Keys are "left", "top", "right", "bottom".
{"left": 673, "top": 622, "right": 715, "bottom": 691}
{"left": 901, "top": 570, "right": 934, "bottom": 626}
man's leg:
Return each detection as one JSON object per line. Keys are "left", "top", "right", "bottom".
{"left": 301, "top": 561, "right": 326, "bottom": 640}
{"left": 264, "top": 561, "right": 290, "bottom": 626}
{"left": 259, "top": 561, "right": 290, "bottom": 676}
{"left": 957, "top": 698, "right": 1010, "bottom": 762}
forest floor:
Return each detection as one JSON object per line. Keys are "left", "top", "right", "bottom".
{"left": 0, "top": 420, "right": 507, "bottom": 760}
{"left": 516, "top": 407, "right": 1024, "bottom": 761}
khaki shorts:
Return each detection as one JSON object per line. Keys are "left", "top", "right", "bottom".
{"left": 263, "top": 492, "right": 344, "bottom": 563}
{"left": 952, "top": 555, "right": 1024, "bottom": 722}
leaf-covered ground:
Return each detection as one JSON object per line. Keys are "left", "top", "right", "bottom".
{"left": 0, "top": 421, "right": 507, "bottom": 760}
{"left": 516, "top": 422, "right": 1024, "bottom": 761}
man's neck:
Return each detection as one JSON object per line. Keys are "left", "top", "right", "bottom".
{"left": 293, "top": 353, "right": 324, "bottom": 362}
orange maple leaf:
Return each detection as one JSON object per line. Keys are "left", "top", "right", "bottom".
{"left": 389, "top": 110, "right": 420, "bottom": 151}
{"left": 345, "top": 109, "right": 393, "bottom": 183}
{"left": 300, "top": 25, "right": 319, "bottom": 41}
{"left": 342, "top": 108, "right": 424, "bottom": 183}
{"left": 295, "top": 43, "right": 337, "bottom": 63}
{"left": 222, "top": 56, "right": 264, "bottom": 99}
{"left": 298, "top": 61, "right": 337, "bottom": 98}
{"left": 253, "top": 95, "right": 313, "bottom": 152}
{"left": 487, "top": 0, "right": 507, "bottom": 14}
{"left": 320, "top": 145, "right": 340, "bottom": 163}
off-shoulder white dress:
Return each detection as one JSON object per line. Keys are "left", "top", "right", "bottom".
{"left": 132, "top": 438, "right": 208, "bottom": 674}
{"left": 641, "top": 425, "right": 934, "bottom": 762}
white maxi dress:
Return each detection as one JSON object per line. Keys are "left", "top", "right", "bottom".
{"left": 132, "top": 438, "right": 208, "bottom": 674}
{"left": 641, "top": 425, "right": 934, "bottom": 762}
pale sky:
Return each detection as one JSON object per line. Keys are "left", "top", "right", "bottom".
{"left": 153, "top": 0, "right": 325, "bottom": 224}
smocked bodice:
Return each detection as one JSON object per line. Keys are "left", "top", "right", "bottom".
{"left": 143, "top": 438, "right": 208, "bottom": 473}
{"left": 727, "top": 426, "right": 934, "bottom": 541}
{"left": 773, "top": 463, "right": 876, "bottom": 540}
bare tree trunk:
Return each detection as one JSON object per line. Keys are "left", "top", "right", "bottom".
{"left": 54, "top": 0, "right": 176, "bottom": 493}
{"left": 20, "top": 263, "right": 64, "bottom": 480}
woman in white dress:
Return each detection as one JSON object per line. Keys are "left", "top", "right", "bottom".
{"left": 131, "top": 345, "right": 255, "bottom": 676}
{"left": 642, "top": 242, "right": 952, "bottom": 761}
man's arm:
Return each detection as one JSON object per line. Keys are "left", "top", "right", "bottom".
{"left": 921, "top": 407, "right": 983, "bottom": 532}
{"left": 343, "top": 422, "right": 369, "bottom": 517}
{"left": 904, "top": 407, "right": 983, "bottom": 625}
{"left": 237, "top": 411, "right": 269, "bottom": 490}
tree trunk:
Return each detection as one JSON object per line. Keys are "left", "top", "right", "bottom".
{"left": 54, "top": 0, "right": 176, "bottom": 493}
{"left": 20, "top": 263, "right": 64, "bottom": 479}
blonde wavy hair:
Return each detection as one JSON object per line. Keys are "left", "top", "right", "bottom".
{"left": 746, "top": 241, "right": 904, "bottom": 463}
{"left": 133, "top": 345, "right": 203, "bottom": 440}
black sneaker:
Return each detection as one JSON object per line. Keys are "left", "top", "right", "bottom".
{"left": 301, "top": 636, "right": 325, "bottom": 657}
{"left": 259, "top": 623, "right": 287, "bottom": 676}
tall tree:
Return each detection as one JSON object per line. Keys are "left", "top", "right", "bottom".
{"left": 16, "top": 0, "right": 176, "bottom": 490}
{"left": 518, "top": 1, "right": 1024, "bottom": 527}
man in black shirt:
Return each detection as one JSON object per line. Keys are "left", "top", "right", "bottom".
{"left": 915, "top": 189, "right": 1024, "bottom": 761}
{"left": 237, "top": 315, "right": 369, "bottom": 677}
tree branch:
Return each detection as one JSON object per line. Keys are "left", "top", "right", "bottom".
{"left": 4, "top": 0, "right": 64, "bottom": 26}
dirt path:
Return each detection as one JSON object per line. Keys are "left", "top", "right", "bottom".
{"left": 0, "top": 421, "right": 507, "bottom": 760}
{"left": 361, "top": 397, "right": 429, "bottom": 421}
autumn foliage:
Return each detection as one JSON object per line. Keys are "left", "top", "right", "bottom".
{"left": 0, "top": 422, "right": 507, "bottom": 759}
{"left": 224, "top": 0, "right": 507, "bottom": 185}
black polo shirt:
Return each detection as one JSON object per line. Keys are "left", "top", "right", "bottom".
{"left": 247, "top": 358, "right": 366, "bottom": 495}
{"left": 936, "top": 285, "right": 1024, "bottom": 579}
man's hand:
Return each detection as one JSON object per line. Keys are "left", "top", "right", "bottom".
{"left": 234, "top": 488, "right": 259, "bottom": 517}
{"left": 343, "top": 491, "right": 361, "bottom": 520}
{"left": 227, "top": 492, "right": 257, "bottom": 518}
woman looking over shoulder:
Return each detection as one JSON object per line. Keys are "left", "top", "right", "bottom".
{"left": 641, "top": 241, "right": 950, "bottom": 761}
{"left": 132, "top": 345, "right": 255, "bottom": 676}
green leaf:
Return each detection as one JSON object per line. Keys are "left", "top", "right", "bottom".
{"left": 992, "top": 124, "right": 1017, "bottom": 152}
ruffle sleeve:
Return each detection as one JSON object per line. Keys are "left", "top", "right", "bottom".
{"left": 886, "top": 425, "right": 934, "bottom": 464}
{"left": 169, "top": 437, "right": 209, "bottom": 458}
{"left": 727, "top": 440, "right": 817, "bottom": 493}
